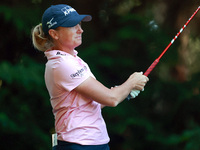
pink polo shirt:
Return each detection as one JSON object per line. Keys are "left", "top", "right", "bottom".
{"left": 44, "top": 50, "right": 110, "bottom": 145}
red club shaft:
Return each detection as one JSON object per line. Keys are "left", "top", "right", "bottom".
{"left": 144, "top": 6, "right": 200, "bottom": 77}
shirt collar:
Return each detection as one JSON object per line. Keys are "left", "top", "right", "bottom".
{"left": 44, "top": 50, "right": 78, "bottom": 60}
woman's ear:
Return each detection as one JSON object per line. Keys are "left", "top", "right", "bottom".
{"left": 48, "top": 29, "right": 59, "bottom": 40}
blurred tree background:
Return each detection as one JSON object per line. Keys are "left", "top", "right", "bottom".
{"left": 0, "top": 0, "right": 200, "bottom": 149}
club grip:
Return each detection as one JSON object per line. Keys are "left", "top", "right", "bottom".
{"left": 144, "top": 59, "right": 159, "bottom": 76}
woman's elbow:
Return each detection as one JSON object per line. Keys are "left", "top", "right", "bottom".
{"left": 107, "top": 96, "right": 119, "bottom": 107}
{"left": 110, "top": 101, "right": 118, "bottom": 107}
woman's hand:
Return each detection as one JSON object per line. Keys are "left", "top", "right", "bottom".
{"left": 127, "top": 72, "right": 149, "bottom": 91}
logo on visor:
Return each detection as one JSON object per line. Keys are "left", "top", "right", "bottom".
{"left": 61, "top": 6, "right": 76, "bottom": 16}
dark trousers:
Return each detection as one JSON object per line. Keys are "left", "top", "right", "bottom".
{"left": 53, "top": 140, "right": 110, "bottom": 150}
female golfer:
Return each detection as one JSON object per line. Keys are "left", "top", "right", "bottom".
{"left": 32, "top": 4, "right": 149, "bottom": 150}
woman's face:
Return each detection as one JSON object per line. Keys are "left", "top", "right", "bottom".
{"left": 50, "top": 23, "right": 84, "bottom": 51}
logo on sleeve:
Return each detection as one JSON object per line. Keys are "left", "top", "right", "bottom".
{"left": 70, "top": 66, "right": 87, "bottom": 78}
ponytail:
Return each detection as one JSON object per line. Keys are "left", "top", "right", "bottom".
{"left": 31, "top": 24, "right": 54, "bottom": 52}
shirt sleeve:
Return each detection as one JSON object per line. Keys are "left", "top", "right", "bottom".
{"left": 53, "top": 57, "right": 90, "bottom": 92}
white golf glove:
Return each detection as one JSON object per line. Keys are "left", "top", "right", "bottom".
{"left": 127, "top": 89, "right": 144, "bottom": 100}
{"left": 130, "top": 90, "right": 140, "bottom": 98}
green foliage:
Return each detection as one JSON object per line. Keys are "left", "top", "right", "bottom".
{"left": 103, "top": 77, "right": 200, "bottom": 150}
{"left": 0, "top": 5, "right": 42, "bottom": 36}
{"left": 0, "top": 56, "right": 53, "bottom": 150}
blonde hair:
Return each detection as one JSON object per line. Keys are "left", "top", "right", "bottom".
{"left": 31, "top": 24, "right": 54, "bottom": 52}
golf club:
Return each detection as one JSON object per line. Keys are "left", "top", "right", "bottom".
{"left": 128, "top": 6, "right": 200, "bottom": 100}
